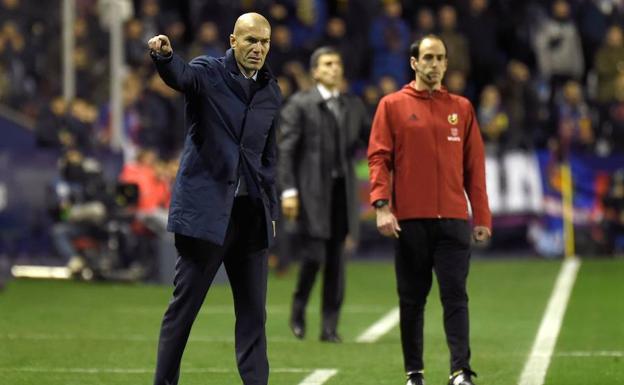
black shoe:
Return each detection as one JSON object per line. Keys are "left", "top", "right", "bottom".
{"left": 319, "top": 330, "right": 342, "bottom": 343}
{"left": 289, "top": 310, "right": 305, "bottom": 339}
{"left": 406, "top": 372, "right": 425, "bottom": 385}
{"left": 448, "top": 369, "right": 476, "bottom": 385}
{"left": 290, "top": 320, "right": 305, "bottom": 339}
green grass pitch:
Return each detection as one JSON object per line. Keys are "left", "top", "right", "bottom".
{"left": 0, "top": 258, "right": 622, "bottom": 385}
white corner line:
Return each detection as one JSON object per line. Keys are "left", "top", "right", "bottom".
{"left": 297, "top": 369, "right": 338, "bottom": 385}
{"left": 356, "top": 307, "right": 400, "bottom": 343}
{"left": 517, "top": 258, "right": 581, "bottom": 385}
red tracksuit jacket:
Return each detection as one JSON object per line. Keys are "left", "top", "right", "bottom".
{"left": 368, "top": 83, "right": 491, "bottom": 229}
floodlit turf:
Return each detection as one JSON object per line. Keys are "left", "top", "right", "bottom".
{"left": 546, "top": 259, "right": 624, "bottom": 385}
{"left": 0, "top": 258, "right": 622, "bottom": 385}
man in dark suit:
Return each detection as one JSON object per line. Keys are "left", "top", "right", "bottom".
{"left": 147, "top": 13, "right": 281, "bottom": 385}
{"left": 278, "top": 47, "right": 370, "bottom": 342}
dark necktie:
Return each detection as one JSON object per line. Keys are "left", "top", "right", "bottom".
{"left": 326, "top": 96, "right": 341, "bottom": 121}
{"left": 326, "top": 96, "right": 345, "bottom": 178}
{"left": 238, "top": 75, "right": 257, "bottom": 101}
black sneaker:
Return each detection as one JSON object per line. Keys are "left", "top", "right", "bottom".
{"left": 406, "top": 372, "right": 425, "bottom": 385}
{"left": 448, "top": 369, "right": 476, "bottom": 385}
{"left": 319, "top": 330, "right": 342, "bottom": 343}
{"left": 289, "top": 304, "right": 305, "bottom": 339}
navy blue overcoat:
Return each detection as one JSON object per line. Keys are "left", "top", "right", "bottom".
{"left": 152, "top": 49, "right": 282, "bottom": 247}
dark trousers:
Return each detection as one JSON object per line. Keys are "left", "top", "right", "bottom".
{"left": 292, "top": 178, "right": 348, "bottom": 334}
{"left": 154, "top": 196, "right": 269, "bottom": 385}
{"left": 394, "top": 219, "right": 472, "bottom": 374}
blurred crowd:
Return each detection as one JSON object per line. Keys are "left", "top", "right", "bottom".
{"left": 1, "top": 0, "right": 624, "bottom": 273}
{"left": 1, "top": 0, "right": 624, "bottom": 158}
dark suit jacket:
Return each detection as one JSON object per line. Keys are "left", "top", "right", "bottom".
{"left": 152, "top": 49, "right": 282, "bottom": 247}
{"left": 278, "top": 86, "right": 370, "bottom": 240}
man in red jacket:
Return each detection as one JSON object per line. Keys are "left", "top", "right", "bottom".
{"left": 368, "top": 34, "right": 491, "bottom": 385}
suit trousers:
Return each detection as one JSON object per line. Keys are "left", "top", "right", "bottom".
{"left": 154, "top": 196, "right": 269, "bottom": 385}
{"left": 394, "top": 218, "right": 472, "bottom": 374}
{"left": 292, "top": 178, "right": 348, "bottom": 334}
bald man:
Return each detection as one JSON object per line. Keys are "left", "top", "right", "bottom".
{"left": 148, "top": 13, "right": 281, "bottom": 385}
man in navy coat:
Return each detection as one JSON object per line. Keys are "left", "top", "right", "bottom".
{"left": 148, "top": 12, "right": 281, "bottom": 385}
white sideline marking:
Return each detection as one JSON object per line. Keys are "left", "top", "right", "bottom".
{"left": 0, "top": 367, "right": 315, "bottom": 374}
{"left": 356, "top": 307, "right": 400, "bottom": 343}
{"left": 557, "top": 351, "right": 624, "bottom": 358}
{"left": 0, "top": 367, "right": 339, "bottom": 384}
{"left": 0, "top": 333, "right": 295, "bottom": 343}
{"left": 114, "top": 304, "right": 390, "bottom": 315}
{"left": 11, "top": 265, "right": 71, "bottom": 279}
{"left": 517, "top": 258, "right": 581, "bottom": 385}
{"left": 297, "top": 369, "right": 338, "bottom": 385}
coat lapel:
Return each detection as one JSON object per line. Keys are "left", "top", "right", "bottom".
{"left": 223, "top": 49, "right": 250, "bottom": 104}
{"left": 221, "top": 50, "right": 279, "bottom": 141}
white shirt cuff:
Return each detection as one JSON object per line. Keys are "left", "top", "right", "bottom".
{"left": 281, "top": 188, "right": 298, "bottom": 199}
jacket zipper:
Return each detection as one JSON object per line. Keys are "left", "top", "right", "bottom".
{"left": 429, "top": 93, "right": 441, "bottom": 218}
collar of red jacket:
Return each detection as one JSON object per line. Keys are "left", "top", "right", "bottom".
{"left": 402, "top": 82, "right": 449, "bottom": 99}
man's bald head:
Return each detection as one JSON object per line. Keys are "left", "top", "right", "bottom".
{"left": 230, "top": 13, "right": 272, "bottom": 77}
{"left": 233, "top": 13, "right": 270, "bottom": 37}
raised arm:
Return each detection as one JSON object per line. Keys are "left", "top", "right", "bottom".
{"left": 148, "top": 34, "right": 210, "bottom": 94}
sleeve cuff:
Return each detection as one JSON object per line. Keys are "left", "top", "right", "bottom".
{"left": 150, "top": 51, "right": 173, "bottom": 63}
{"left": 281, "top": 188, "right": 298, "bottom": 199}
{"left": 369, "top": 193, "right": 389, "bottom": 206}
